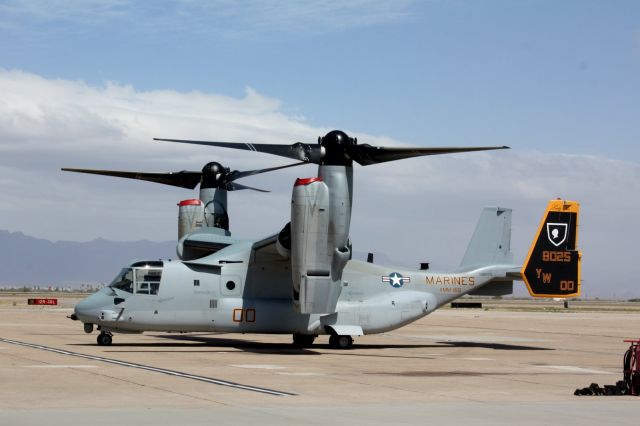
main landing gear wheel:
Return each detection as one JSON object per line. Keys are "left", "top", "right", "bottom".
{"left": 329, "top": 334, "right": 353, "bottom": 349}
{"left": 292, "top": 334, "right": 316, "bottom": 347}
{"left": 97, "top": 333, "right": 112, "bottom": 346}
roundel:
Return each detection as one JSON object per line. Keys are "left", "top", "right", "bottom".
{"left": 382, "top": 272, "right": 410, "bottom": 288}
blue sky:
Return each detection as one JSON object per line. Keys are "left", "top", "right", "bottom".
{"left": 0, "top": 0, "right": 639, "bottom": 297}
{"left": 1, "top": 0, "right": 638, "bottom": 158}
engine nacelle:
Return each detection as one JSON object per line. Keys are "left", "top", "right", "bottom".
{"left": 290, "top": 177, "right": 341, "bottom": 314}
{"left": 177, "top": 199, "right": 204, "bottom": 240}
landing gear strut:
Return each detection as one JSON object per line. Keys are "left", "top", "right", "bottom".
{"left": 97, "top": 332, "right": 112, "bottom": 346}
{"left": 329, "top": 334, "right": 353, "bottom": 349}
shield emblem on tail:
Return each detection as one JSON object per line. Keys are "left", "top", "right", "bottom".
{"left": 546, "top": 223, "right": 568, "bottom": 247}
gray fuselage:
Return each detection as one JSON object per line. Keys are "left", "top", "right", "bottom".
{"left": 74, "top": 237, "right": 516, "bottom": 337}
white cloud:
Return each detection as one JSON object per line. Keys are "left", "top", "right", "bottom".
{"left": 186, "top": 0, "right": 417, "bottom": 33}
{"left": 0, "top": 69, "right": 638, "bottom": 298}
{"left": 0, "top": 0, "right": 417, "bottom": 37}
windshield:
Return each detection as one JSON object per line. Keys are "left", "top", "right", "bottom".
{"left": 109, "top": 268, "right": 133, "bottom": 293}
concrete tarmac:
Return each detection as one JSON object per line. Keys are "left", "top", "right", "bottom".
{"left": 0, "top": 295, "right": 638, "bottom": 425}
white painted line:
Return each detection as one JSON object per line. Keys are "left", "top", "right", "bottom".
{"left": 0, "top": 323, "right": 70, "bottom": 327}
{"left": 277, "top": 372, "right": 324, "bottom": 376}
{"left": 25, "top": 365, "right": 97, "bottom": 369}
{"left": 461, "top": 357, "right": 494, "bottom": 361}
{"left": 0, "top": 337, "right": 294, "bottom": 396}
{"left": 394, "top": 334, "right": 546, "bottom": 343}
{"left": 231, "top": 364, "right": 286, "bottom": 370}
{"left": 537, "top": 365, "right": 614, "bottom": 375}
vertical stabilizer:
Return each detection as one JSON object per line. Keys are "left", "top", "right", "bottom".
{"left": 521, "top": 199, "right": 580, "bottom": 298}
{"left": 460, "top": 207, "right": 513, "bottom": 268}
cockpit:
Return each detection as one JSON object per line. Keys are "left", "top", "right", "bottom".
{"left": 109, "top": 261, "right": 163, "bottom": 295}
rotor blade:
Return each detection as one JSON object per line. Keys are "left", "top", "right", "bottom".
{"left": 226, "top": 182, "right": 270, "bottom": 193}
{"left": 227, "top": 161, "right": 308, "bottom": 182}
{"left": 347, "top": 145, "right": 510, "bottom": 166}
{"left": 154, "top": 138, "right": 323, "bottom": 163}
{"left": 61, "top": 168, "right": 202, "bottom": 189}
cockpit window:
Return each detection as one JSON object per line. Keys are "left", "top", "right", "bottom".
{"left": 109, "top": 266, "right": 162, "bottom": 295}
{"left": 110, "top": 268, "right": 133, "bottom": 293}
{"left": 135, "top": 268, "right": 162, "bottom": 295}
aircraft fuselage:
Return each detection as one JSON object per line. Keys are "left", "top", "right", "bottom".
{"left": 74, "top": 242, "right": 513, "bottom": 337}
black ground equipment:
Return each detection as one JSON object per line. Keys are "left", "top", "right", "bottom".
{"left": 574, "top": 339, "right": 640, "bottom": 396}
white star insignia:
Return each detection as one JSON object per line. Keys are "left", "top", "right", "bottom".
{"left": 390, "top": 273, "right": 403, "bottom": 287}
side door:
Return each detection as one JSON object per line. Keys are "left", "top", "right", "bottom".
{"left": 129, "top": 267, "right": 163, "bottom": 326}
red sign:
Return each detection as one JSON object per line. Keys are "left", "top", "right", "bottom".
{"left": 28, "top": 298, "right": 58, "bottom": 306}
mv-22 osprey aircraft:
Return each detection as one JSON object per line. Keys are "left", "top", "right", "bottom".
{"left": 66, "top": 130, "right": 581, "bottom": 348}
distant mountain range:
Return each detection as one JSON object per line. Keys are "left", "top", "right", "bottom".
{"left": 0, "top": 230, "right": 175, "bottom": 287}
{"left": 0, "top": 230, "right": 407, "bottom": 288}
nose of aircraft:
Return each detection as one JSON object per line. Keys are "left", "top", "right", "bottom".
{"left": 74, "top": 289, "right": 114, "bottom": 322}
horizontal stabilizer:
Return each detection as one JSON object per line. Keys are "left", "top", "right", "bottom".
{"left": 469, "top": 281, "right": 513, "bottom": 296}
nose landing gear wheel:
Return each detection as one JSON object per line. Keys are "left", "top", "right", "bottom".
{"left": 97, "top": 333, "right": 112, "bottom": 346}
{"left": 329, "top": 334, "right": 353, "bottom": 349}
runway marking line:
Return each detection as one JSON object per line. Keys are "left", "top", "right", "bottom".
{"left": 536, "top": 365, "right": 614, "bottom": 375}
{"left": 277, "top": 372, "right": 324, "bottom": 376}
{"left": 24, "top": 364, "right": 97, "bottom": 368}
{"left": 230, "top": 364, "right": 286, "bottom": 370}
{"left": 0, "top": 337, "right": 295, "bottom": 396}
